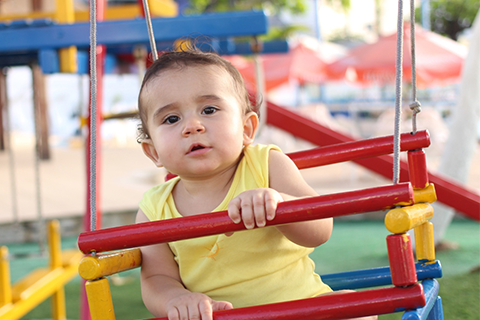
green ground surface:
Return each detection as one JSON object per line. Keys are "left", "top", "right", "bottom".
{"left": 4, "top": 219, "right": 480, "bottom": 320}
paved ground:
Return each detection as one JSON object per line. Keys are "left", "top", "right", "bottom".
{"left": 0, "top": 128, "right": 479, "bottom": 231}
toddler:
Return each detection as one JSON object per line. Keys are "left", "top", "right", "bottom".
{"left": 136, "top": 49, "right": 373, "bottom": 320}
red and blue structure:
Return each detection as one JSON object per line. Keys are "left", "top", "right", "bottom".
{"left": 78, "top": 130, "right": 445, "bottom": 319}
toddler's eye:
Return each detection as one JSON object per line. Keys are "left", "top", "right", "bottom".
{"left": 163, "top": 115, "right": 180, "bottom": 124}
{"left": 202, "top": 106, "right": 218, "bottom": 115}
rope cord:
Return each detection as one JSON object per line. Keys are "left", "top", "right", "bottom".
{"left": 393, "top": 0, "right": 404, "bottom": 185}
{"left": 89, "top": 0, "right": 98, "bottom": 232}
{"left": 409, "top": 0, "right": 421, "bottom": 133}
{"left": 87, "top": 0, "right": 157, "bottom": 233}
{"left": 141, "top": 0, "right": 158, "bottom": 61}
{"left": 2, "top": 68, "right": 19, "bottom": 225}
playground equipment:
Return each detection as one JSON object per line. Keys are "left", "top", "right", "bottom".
{"left": 77, "top": 130, "right": 444, "bottom": 319}
{"left": 0, "top": 0, "right": 177, "bottom": 22}
{"left": 2, "top": 4, "right": 473, "bottom": 219}
{"left": 2, "top": 0, "right": 476, "bottom": 318}
{"left": 0, "top": 0, "right": 177, "bottom": 73}
{"left": 75, "top": 0, "right": 455, "bottom": 318}
{"left": 72, "top": 0, "right": 480, "bottom": 318}
{"left": 0, "top": 220, "right": 83, "bottom": 320}
{"left": 0, "top": 3, "right": 284, "bottom": 318}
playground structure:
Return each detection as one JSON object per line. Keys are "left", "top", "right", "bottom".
{"left": 0, "top": 0, "right": 178, "bottom": 23}
{"left": 1, "top": 0, "right": 479, "bottom": 319}
{"left": 0, "top": 220, "right": 83, "bottom": 320}
{"left": 74, "top": 0, "right": 477, "bottom": 317}
{"left": 0, "top": 1, "right": 286, "bottom": 319}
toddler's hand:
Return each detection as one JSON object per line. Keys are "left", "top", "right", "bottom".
{"left": 166, "top": 292, "right": 233, "bottom": 320}
{"left": 228, "top": 188, "right": 283, "bottom": 229}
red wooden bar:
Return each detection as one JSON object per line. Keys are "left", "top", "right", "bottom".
{"left": 288, "top": 131, "right": 430, "bottom": 169}
{"left": 78, "top": 183, "right": 413, "bottom": 254}
{"left": 387, "top": 234, "right": 417, "bottom": 287}
{"left": 267, "top": 101, "right": 480, "bottom": 221}
{"left": 408, "top": 150, "right": 429, "bottom": 189}
{"left": 147, "top": 284, "right": 425, "bottom": 320}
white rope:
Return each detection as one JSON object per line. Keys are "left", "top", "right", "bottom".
{"left": 393, "top": 0, "right": 404, "bottom": 185}
{"left": 2, "top": 68, "right": 19, "bottom": 225}
{"left": 409, "top": 0, "right": 421, "bottom": 134}
{"left": 89, "top": 0, "right": 98, "bottom": 231}
{"left": 141, "top": 0, "right": 158, "bottom": 61}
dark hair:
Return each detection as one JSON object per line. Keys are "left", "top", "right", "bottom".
{"left": 137, "top": 48, "right": 256, "bottom": 141}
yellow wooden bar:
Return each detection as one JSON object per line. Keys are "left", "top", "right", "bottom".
{"left": 414, "top": 222, "right": 436, "bottom": 262}
{"left": 51, "top": 287, "right": 66, "bottom": 320}
{"left": 0, "top": 0, "right": 177, "bottom": 22}
{"left": 0, "top": 261, "right": 79, "bottom": 320}
{"left": 0, "top": 246, "right": 12, "bottom": 307}
{"left": 0, "top": 219, "right": 82, "bottom": 320}
{"left": 413, "top": 184, "right": 437, "bottom": 204}
{"left": 48, "top": 220, "right": 66, "bottom": 320}
{"left": 75, "top": 0, "right": 178, "bottom": 21}
{"left": 85, "top": 278, "right": 116, "bottom": 320}
{"left": 55, "top": 0, "right": 77, "bottom": 73}
{"left": 174, "top": 38, "right": 193, "bottom": 51}
{"left": 385, "top": 203, "right": 434, "bottom": 234}
{"left": 79, "top": 248, "right": 142, "bottom": 281}
{"left": 0, "top": 11, "right": 55, "bottom": 21}
{"left": 48, "top": 220, "right": 62, "bottom": 269}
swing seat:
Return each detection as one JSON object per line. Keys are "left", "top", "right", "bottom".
{"left": 77, "top": 131, "right": 444, "bottom": 320}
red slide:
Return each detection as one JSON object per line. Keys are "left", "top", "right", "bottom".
{"left": 266, "top": 101, "right": 480, "bottom": 221}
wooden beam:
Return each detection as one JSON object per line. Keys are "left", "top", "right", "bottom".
{"left": 0, "top": 69, "right": 6, "bottom": 151}
{"left": 31, "top": 0, "right": 42, "bottom": 11}
{"left": 31, "top": 63, "right": 50, "bottom": 160}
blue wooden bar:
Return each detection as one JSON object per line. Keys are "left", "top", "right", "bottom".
{"left": 0, "top": 11, "right": 267, "bottom": 52}
{"left": 322, "top": 261, "right": 442, "bottom": 290}
{"left": 0, "top": 11, "right": 289, "bottom": 72}
{"left": 402, "top": 279, "right": 440, "bottom": 320}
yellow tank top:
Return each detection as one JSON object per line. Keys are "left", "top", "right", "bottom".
{"left": 139, "top": 144, "right": 331, "bottom": 307}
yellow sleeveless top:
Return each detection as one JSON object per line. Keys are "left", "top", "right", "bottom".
{"left": 139, "top": 144, "right": 331, "bottom": 308}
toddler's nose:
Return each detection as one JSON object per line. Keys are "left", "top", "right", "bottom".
{"left": 182, "top": 119, "right": 205, "bottom": 136}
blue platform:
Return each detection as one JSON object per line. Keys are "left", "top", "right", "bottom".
{"left": 0, "top": 11, "right": 288, "bottom": 73}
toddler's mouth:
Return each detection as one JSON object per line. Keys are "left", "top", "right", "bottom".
{"left": 188, "top": 144, "right": 206, "bottom": 153}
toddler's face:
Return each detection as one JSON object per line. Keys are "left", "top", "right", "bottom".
{"left": 140, "top": 65, "right": 255, "bottom": 178}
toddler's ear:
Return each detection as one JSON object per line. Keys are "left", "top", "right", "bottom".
{"left": 243, "top": 112, "right": 258, "bottom": 146}
{"left": 141, "top": 139, "right": 163, "bottom": 167}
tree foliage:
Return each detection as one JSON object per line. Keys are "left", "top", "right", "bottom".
{"left": 324, "top": 0, "right": 351, "bottom": 13}
{"left": 185, "top": 0, "right": 351, "bottom": 40}
{"left": 416, "top": 0, "right": 479, "bottom": 40}
{"left": 185, "top": 0, "right": 308, "bottom": 15}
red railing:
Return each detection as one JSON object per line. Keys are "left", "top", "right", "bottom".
{"left": 78, "top": 183, "right": 413, "bottom": 254}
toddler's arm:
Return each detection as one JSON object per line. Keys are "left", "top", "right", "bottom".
{"left": 136, "top": 210, "right": 233, "bottom": 319}
{"left": 228, "top": 150, "right": 333, "bottom": 248}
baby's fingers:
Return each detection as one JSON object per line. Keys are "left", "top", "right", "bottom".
{"left": 264, "top": 191, "right": 282, "bottom": 221}
{"left": 212, "top": 300, "right": 233, "bottom": 311}
{"left": 252, "top": 193, "right": 267, "bottom": 227}
{"left": 227, "top": 198, "right": 242, "bottom": 224}
{"left": 197, "top": 300, "right": 213, "bottom": 320}
{"left": 167, "top": 306, "right": 183, "bottom": 320}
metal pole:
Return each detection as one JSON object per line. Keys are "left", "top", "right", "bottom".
{"left": 421, "top": 0, "right": 431, "bottom": 30}
{"left": 313, "top": 0, "right": 323, "bottom": 43}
